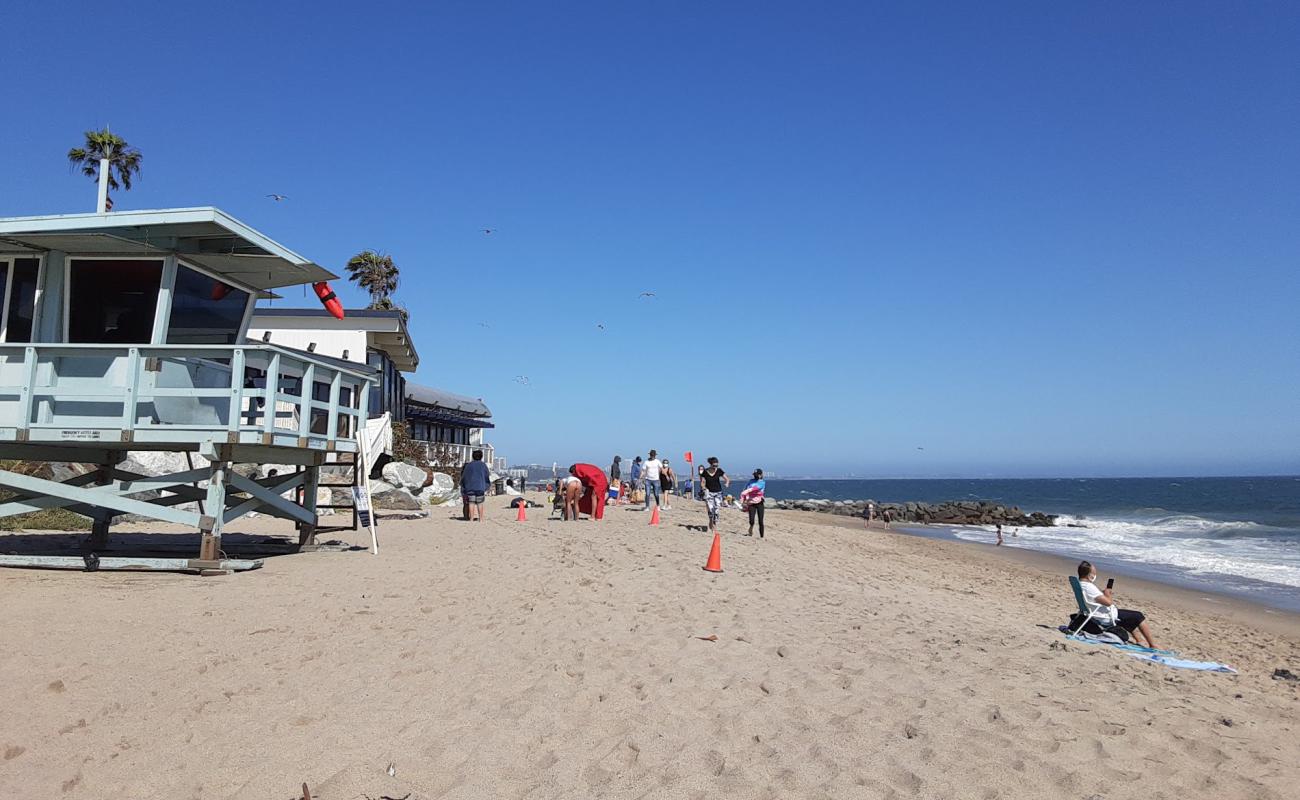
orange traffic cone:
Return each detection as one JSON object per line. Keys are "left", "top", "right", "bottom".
{"left": 516, "top": 500, "right": 527, "bottom": 522}
{"left": 649, "top": 505, "right": 660, "bottom": 526}
{"left": 702, "top": 532, "right": 723, "bottom": 573}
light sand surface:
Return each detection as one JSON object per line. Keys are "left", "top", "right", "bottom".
{"left": 2, "top": 495, "right": 1298, "bottom": 799}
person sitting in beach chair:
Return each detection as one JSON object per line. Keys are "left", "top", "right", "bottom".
{"left": 1071, "top": 561, "right": 1159, "bottom": 649}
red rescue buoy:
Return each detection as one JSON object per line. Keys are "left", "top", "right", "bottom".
{"left": 312, "top": 282, "right": 345, "bottom": 319}
{"left": 210, "top": 281, "right": 232, "bottom": 301}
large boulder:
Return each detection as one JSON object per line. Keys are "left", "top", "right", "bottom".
{"left": 315, "top": 487, "right": 334, "bottom": 515}
{"left": 126, "top": 450, "right": 209, "bottom": 477}
{"left": 419, "top": 472, "right": 458, "bottom": 505}
{"left": 371, "top": 487, "right": 422, "bottom": 511}
{"left": 382, "top": 461, "right": 428, "bottom": 492}
{"left": 257, "top": 463, "right": 300, "bottom": 480}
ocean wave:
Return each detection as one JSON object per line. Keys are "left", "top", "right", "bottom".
{"left": 1051, "top": 514, "right": 1287, "bottom": 540}
{"left": 947, "top": 516, "right": 1300, "bottom": 589}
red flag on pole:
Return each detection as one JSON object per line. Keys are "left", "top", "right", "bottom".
{"left": 684, "top": 451, "right": 693, "bottom": 464}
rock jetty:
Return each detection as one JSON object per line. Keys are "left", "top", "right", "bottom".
{"left": 770, "top": 498, "right": 1057, "bottom": 527}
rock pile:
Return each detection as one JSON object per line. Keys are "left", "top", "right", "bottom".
{"left": 770, "top": 498, "right": 1057, "bottom": 527}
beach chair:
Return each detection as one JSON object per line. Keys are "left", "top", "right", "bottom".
{"left": 1067, "top": 576, "right": 1106, "bottom": 635}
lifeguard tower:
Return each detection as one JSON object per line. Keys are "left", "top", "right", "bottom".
{"left": 0, "top": 207, "right": 376, "bottom": 572}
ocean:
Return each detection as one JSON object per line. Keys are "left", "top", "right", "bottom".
{"left": 762, "top": 477, "right": 1300, "bottom": 611}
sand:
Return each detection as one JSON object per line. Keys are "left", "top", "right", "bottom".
{"left": 1, "top": 495, "right": 1298, "bottom": 799}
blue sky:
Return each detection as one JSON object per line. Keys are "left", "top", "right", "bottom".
{"left": 3, "top": 1, "right": 1298, "bottom": 477}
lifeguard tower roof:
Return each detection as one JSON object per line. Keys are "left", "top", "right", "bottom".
{"left": 0, "top": 207, "right": 336, "bottom": 291}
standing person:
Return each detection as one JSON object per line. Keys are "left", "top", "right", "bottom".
{"left": 882, "top": 508, "right": 892, "bottom": 528}
{"left": 642, "top": 450, "right": 663, "bottom": 511}
{"left": 740, "top": 468, "right": 766, "bottom": 538}
{"left": 630, "top": 456, "right": 643, "bottom": 503}
{"left": 609, "top": 455, "right": 622, "bottom": 486}
{"left": 866, "top": 501, "right": 875, "bottom": 528}
{"left": 660, "top": 459, "right": 675, "bottom": 509}
{"left": 996, "top": 523, "right": 1004, "bottom": 546}
{"left": 460, "top": 449, "right": 491, "bottom": 522}
{"left": 700, "top": 457, "right": 730, "bottom": 533}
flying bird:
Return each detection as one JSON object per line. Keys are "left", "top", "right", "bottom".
{"left": 513, "top": 375, "right": 531, "bottom": 386}
{"left": 638, "top": 291, "right": 656, "bottom": 298}
{"left": 596, "top": 323, "right": 605, "bottom": 330}
{"left": 478, "top": 322, "right": 491, "bottom": 328}
{"left": 266, "top": 194, "right": 288, "bottom": 202}
{"left": 481, "top": 228, "right": 496, "bottom": 235}
{"left": 916, "top": 447, "right": 925, "bottom": 451}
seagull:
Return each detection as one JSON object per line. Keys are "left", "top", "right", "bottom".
{"left": 266, "top": 194, "right": 288, "bottom": 202}
{"left": 478, "top": 322, "right": 491, "bottom": 328}
{"left": 638, "top": 291, "right": 656, "bottom": 298}
{"left": 481, "top": 228, "right": 495, "bottom": 235}
{"left": 596, "top": 323, "right": 605, "bottom": 330}
{"left": 513, "top": 375, "right": 531, "bottom": 386}
{"left": 916, "top": 447, "right": 925, "bottom": 451}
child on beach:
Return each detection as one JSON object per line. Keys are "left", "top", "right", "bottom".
{"left": 741, "top": 469, "right": 766, "bottom": 538}
{"left": 560, "top": 475, "right": 582, "bottom": 520}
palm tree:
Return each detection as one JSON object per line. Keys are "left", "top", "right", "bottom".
{"left": 370, "top": 295, "right": 410, "bottom": 323}
{"left": 67, "top": 127, "right": 142, "bottom": 203}
{"left": 345, "top": 250, "right": 400, "bottom": 308}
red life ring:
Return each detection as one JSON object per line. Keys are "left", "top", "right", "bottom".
{"left": 312, "top": 281, "right": 345, "bottom": 319}
{"left": 210, "top": 281, "right": 232, "bottom": 301}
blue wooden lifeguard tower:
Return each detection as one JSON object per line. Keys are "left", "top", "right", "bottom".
{"left": 0, "top": 207, "right": 376, "bottom": 572}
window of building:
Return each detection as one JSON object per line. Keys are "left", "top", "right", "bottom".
{"left": 166, "top": 264, "right": 249, "bottom": 345}
{"left": 0, "top": 257, "right": 41, "bottom": 343}
{"left": 67, "top": 259, "right": 163, "bottom": 343}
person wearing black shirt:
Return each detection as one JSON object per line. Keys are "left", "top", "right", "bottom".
{"left": 700, "top": 457, "right": 729, "bottom": 533}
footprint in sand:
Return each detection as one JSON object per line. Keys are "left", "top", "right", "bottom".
{"left": 3, "top": 745, "right": 25, "bottom": 761}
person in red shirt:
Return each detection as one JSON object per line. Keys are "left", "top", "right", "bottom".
{"left": 570, "top": 463, "right": 609, "bottom": 520}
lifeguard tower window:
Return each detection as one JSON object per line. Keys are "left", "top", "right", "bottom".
{"left": 67, "top": 258, "right": 163, "bottom": 343}
{"left": 0, "top": 257, "right": 40, "bottom": 343}
{"left": 167, "top": 264, "right": 250, "bottom": 345}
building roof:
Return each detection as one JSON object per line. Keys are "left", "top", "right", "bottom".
{"left": 405, "top": 404, "right": 496, "bottom": 429}
{"left": 251, "top": 307, "right": 418, "bottom": 371}
{"left": 0, "top": 207, "right": 335, "bottom": 291}
{"left": 405, "top": 383, "right": 491, "bottom": 418}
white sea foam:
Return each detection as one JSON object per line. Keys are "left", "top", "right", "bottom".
{"left": 947, "top": 514, "right": 1300, "bottom": 589}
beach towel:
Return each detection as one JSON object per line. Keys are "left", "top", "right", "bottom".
{"left": 1062, "top": 631, "right": 1237, "bottom": 674}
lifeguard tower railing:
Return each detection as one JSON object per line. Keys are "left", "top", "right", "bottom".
{"left": 0, "top": 342, "right": 374, "bottom": 568}
{"left": 0, "top": 342, "right": 370, "bottom": 450}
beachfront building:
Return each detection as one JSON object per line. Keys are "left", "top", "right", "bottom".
{"left": 250, "top": 312, "right": 499, "bottom": 469}
{"left": 404, "top": 384, "right": 495, "bottom": 468}
{"left": 249, "top": 308, "right": 417, "bottom": 422}
{"left": 0, "top": 207, "right": 377, "bottom": 571}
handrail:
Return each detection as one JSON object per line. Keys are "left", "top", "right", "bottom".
{"left": 0, "top": 342, "right": 377, "bottom": 449}
{"left": 0, "top": 342, "right": 379, "bottom": 381}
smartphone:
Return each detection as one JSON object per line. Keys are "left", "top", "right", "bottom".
{"left": 1105, "top": 578, "right": 1115, "bottom": 590}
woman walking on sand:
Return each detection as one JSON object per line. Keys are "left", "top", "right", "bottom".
{"left": 660, "top": 459, "right": 675, "bottom": 509}
{"left": 700, "top": 457, "right": 730, "bottom": 533}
